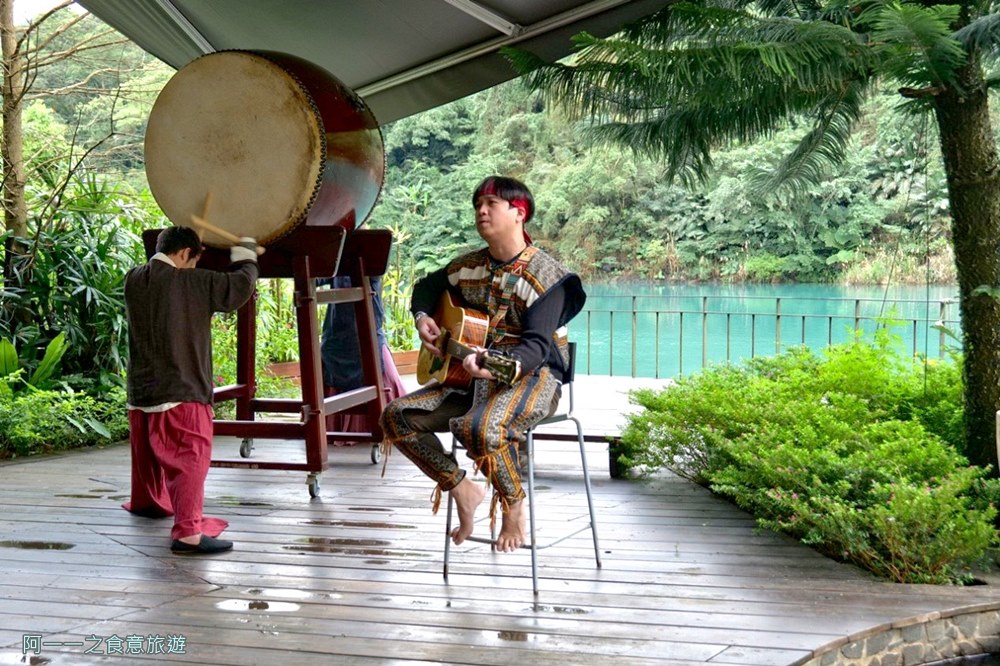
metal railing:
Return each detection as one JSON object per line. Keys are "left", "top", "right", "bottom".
{"left": 576, "top": 294, "right": 961, "bottom": 379}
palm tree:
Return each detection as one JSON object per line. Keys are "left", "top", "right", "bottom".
{"left": 508, "top": 0, "right": 1000, "bottom": 473}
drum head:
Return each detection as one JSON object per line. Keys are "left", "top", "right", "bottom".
{"left": 145, "top": 51, "right": 325, "bottom": 246}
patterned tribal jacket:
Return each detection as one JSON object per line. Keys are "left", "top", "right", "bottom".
{"left": 442, "top": 246, "right": 585, "bottom": 383}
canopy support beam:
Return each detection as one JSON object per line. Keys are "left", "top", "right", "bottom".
{"left": 442, "top": 0, "right": 523, "bottom": 36}
{"left": 150, "top": 0, "right": 214, "bottom": 54}
{"left": 358, "top": 0, "right": 633, "bottom": 98}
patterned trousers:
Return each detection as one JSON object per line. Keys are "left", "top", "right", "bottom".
{"left": 380, "top": 366, "right": 559, "bottom": 514}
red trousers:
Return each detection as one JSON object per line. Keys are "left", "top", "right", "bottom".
{"left": 122, "top": 403, "right": 227, "bottom": 540}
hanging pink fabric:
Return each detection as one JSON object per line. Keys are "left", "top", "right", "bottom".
{"left": 123, "top": 403, "right": 228, "bottom": 540}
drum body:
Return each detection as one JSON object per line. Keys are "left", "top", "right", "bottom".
{"left": 145, "top": 50, "right": 384, "bottom": 247}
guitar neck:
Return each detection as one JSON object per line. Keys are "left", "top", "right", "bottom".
{"left": 445, "top": 338, "right": 479, "bottom": 361}
{"left": 436, "top": 333, "right": 517, "bottom": 385}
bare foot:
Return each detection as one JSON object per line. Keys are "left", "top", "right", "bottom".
{"left": 449, "top": 477, "right": 487, "bottom": 545}
{"left": 496, "top": 500, "right": 526, "bottom": 552}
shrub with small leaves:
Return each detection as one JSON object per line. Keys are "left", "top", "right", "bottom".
{"left": 620, "top": 328, "right": 997, "bottom": 584}
{"left": 0, "top": 386, "right": 128, "bottom": 458}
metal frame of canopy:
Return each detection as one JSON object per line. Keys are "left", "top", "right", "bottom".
{"left": 76, "top": 0, "right": 673, "bottom": 123}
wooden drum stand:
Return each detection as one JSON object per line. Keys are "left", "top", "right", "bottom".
{"left": 141, "top": 225, "right": 392, "bottom": 497}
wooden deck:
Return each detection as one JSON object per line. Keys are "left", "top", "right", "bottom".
{"left": 2, "top": 375, "right": 999, "bottom": 665}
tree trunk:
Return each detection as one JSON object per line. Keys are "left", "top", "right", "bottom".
{"left": 932, "top": 58, "right": 1000, "bottom": 474}
{"left": 0, "top": 0, "right": 27, "bottom": 239}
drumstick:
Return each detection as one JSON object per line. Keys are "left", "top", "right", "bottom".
{"left": 188, "top": 192, "right": 213, "bottom": 242}
{"left": 199, "top": 192, "right": 213, "bottom": 225}
{"left": 189, "top": 213, "right": 266, "bottom": 255}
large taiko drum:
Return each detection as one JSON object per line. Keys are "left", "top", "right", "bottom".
{"left": 144, "top": 50, "right": 384, "bottom": 248}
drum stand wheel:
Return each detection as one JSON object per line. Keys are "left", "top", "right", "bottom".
{"left": 239, "top": 438, "right": 255, "bottom": 458}
{"left": 370, "top": 443, "right": 382, "bottom": 465}
{"left": 307, "top": 472, "right": 321, "bottom": 498}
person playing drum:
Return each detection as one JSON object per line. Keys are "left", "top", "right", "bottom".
{"left": 379, "top": 176, "right": 586, "bottom": 552}
{"left": 122, "top": 226, "right": 259, "bottom": 555}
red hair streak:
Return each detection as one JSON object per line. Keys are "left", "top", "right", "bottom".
{"left": 508, "top": 198, "right": 532, "bottom": 245}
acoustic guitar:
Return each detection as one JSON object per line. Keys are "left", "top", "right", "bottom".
{"left": 416, "top": 292, "right": 518, "bottom": 388}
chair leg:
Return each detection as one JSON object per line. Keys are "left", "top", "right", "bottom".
{"left": 444, "top": 420, "right": 600, "bottom": 593}
{"left": 526, "top": 427, "right": 539, "bottom": 595}
{"left": 443, "top": 439, "right": 457, "bottom": 582}
{"left": 443, "top": 490, "right": 454, "bottom": 580}
{"left": 571, "top": 415, "right": 602, "bottom": 568}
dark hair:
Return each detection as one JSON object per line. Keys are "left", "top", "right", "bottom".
{"left": 155, "top": 226, "right": 203, "bottom": 258}
{"left": 472, "top": 175, "right": 534, "bottom": 223}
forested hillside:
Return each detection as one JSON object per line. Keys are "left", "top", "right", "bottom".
{"left": 368, "top": 81, "right": 956, "bottom": 286}
{"left": 17, "top": 12, "right": 957, "bottom": 288}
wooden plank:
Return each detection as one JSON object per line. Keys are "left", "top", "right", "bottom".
{"left": 2, "top": 422, "right": 1000, "bottom": 666}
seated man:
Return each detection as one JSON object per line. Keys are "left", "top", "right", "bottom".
{"left": 380, "top": 175, "right": 585, "bottom": 552}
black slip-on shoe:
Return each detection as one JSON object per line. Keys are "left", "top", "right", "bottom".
{"left": 170, "top": 535, "right": 233, "bottom": 555}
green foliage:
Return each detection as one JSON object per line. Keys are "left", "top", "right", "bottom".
{"left": 26, "top": 11, "right": 174, "bottom": 181}
{"left": 742, "top": 253, "right": 786, "bottom": 282}
{"left": 383, "top": 97, "right": 478, "bottom": 169}
{"left": 619, "top": 328, "right": 997, "bottom": 583}
{"left": 0, "top": 332, "right": 67, "bottom": 391}
{"left": 256, "top": 279, "right": 300, "bottom": 364}
{"left": 209, "top": 311, "right": 299, "bottom": 419}
{"left": 0, "top": 385, "right": 129, "bottom": 458}
{"left": 367, "top": 74, "right": 954, "bottom": 286}
{"left": 0, "top": 338, "right": 17, "bottom": 376}
{"left": 381, "top": 245, "right": 419, "bottom": 351}
{"left": 0, "top": 328, "right": 125, "bottom": 459}
{"left": 507, "top": 0, "right": 967, "bottom": 188}
{"left": 28, "top": 331, "right": 67, "bottom": 388}
{"left": 1, "top": 175, "right": 148, "bottom": 392}
{"left": 865, "top": 3, "right": 964, "bottom": 92}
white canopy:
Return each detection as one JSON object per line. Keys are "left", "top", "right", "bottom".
{"left": 77, "top": 0, "right": 670, "bottom": 124}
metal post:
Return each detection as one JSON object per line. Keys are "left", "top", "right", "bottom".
{"left": 775, "top": 297, "right": 782, "bottom": 354}
{"left": 679, "top": 312, "right": 684, "bottom": 376}
{"left": 701, "top": 296, "right": 708, "bottom": 371}
{"left": 609, "top": 311, "right": 615, "bottom": 376}
{"left": 631, "top": 296, "right": 638, "bottom": 378}
{"left": 939, "top": 300, "right": 948, "bottom": 357}
{"left": 655, "top": 313, "right": 660, "bottom": 379}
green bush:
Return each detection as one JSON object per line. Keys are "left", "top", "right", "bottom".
{"left": 0, "top": 385, "right": 129, "bottom": 458}
{"left": 619, "top": 329, "right": 998, "bottom": 584}
{"left": 742, "top": 253, "right": 787, "bottom": 282}
{"left": 1, "top": 177, "right": 147, "bottom": 392}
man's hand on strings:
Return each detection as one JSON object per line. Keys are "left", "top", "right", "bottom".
{"left": 416, "top": 314, "right": 443, "bottom": 357}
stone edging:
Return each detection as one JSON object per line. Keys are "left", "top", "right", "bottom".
{"left": 790, "top": 603, "right": 1000, "bottom": 666}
